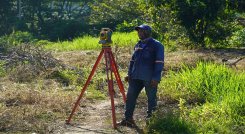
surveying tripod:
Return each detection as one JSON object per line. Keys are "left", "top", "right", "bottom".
{"left": 66, "top": 44, "right": 126, "bottom": 128}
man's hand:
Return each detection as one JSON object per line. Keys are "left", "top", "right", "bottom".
{"left": 125, "top": 76, "right": 130, "bottom": 82}
{"left": 151, "top": 80, "right": 159, "bottom": 88}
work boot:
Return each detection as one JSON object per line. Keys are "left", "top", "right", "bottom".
{"left": 117, "top": 118, "right": 136, "bottom": 128}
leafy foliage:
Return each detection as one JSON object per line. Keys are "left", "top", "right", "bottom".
{"left": 89, "top": 0, "right": 144, "bottom": 29}
{"left": 228, "top": 27, "right": 245, "bottom": 47}
{"left": 0, "top": 0, "right": 244, "bottom": 48}
{"left": 148, "top": 0, "right": 244, "bottom": 48}
{"left": 0, "top": 31, "right": 36, "bottom": 52}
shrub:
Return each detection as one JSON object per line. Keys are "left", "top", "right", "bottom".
{"left": 229, "top": 28, "right": 245, "bottom": 48}
{"left": 0, "top": 31, "right": 36, "bottom": 53}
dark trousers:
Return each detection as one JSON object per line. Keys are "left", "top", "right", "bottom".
{"left": 125, "top": 79, "right": 157, "bottom": 120}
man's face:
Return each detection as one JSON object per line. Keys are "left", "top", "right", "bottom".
{"left": 137, "top": 29, "right": 147, "bottom": 40}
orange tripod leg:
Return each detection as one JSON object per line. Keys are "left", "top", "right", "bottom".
{"left": 66, "top": 47, "right": 125, "bottom": 129}
{"left": 66, "top": 50, "right": 104, "bottom": 124}
{"left": 104, "top": 49, "right": 117, "bottom": 128}
{"left": 108, "top": 51, "right": 126, "bottom": 103}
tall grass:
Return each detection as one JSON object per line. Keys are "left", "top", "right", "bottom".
{"left": 45, "top": 32, "right": 138, "bottom": 51}
{"left": 146, "top": 112, "right": 196, "bottom": 134}
{"left": 153, "top": 62, "right": 245, "bottom": 133}
{"left": 159, "top": 62, "right": 244, "bottom": 104}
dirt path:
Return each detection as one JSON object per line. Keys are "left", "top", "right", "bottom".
{"left": 54, "top": 98, "right": 147, "bottom": 134}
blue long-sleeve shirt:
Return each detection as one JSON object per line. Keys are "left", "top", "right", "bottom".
{"left": 128, "top": 38, "right": 164, "bottom": 82}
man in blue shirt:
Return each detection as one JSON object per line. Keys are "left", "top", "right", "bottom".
{"left": 118, "top": 24, "right": 164, "bottom": 127}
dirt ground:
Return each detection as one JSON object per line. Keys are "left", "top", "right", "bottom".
{"left": 53, "top": 98, "right": 177, "bottom": 134}
{"left": 54, "top": 99, "right": 145, "bottom": 134}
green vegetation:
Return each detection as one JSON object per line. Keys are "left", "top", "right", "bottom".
{"left": 0, "top": 0, "right": 244, "bottom": 133}
{"left": 85, "top": 86, "right": 107, "bottom": 100}
{"left": 153, "top": 62, "right": 245, "bottom": 133}
{"left": 1, "top": 0, "right": 244, "bottom": 48}
{"left": 0, "top": 61, "right": 6, "bottom": 77}
{"left": 45, "top": 32, "right": 138, "bottom": 51}
{"left": 146, "top": 112, "right": 196, "bottom": 134}
{"left": 159, "top": 62, "right": 244, "bottom": 104}
{"left": 0, "top": 31, "right": 36, "bottom": 52}
{"left": 48, "top": 69, "right": 83, "bottom": 86}
{"left": 229, "top": 27, "right": 245, "bottom": 48}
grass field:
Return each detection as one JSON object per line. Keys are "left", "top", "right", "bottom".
{"left": 45, "top": 32, "right": 138, "bottom": 51}
{"left": 0, "top": 32, "right": 244, "bottom": 133}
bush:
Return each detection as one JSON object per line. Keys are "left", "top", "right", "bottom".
{"left": 0, "top": 31, "right": 36, "bottom": 53}
{"left": 229, "top": 28, "right": 245, "bottom": 48}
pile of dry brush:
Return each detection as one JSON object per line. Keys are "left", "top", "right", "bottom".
{"left": 1, "top": 44, "right": 81, "bottom": 83}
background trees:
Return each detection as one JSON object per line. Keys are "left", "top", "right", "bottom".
{"left": 147, "top": 0, "right": 244, "bottom": 47}
{"left": 0, "top": 0, "right": 16, "bottom": 35}
{"left": 0, "top": 0, "right": 92, "bottom": 40}
{"left": 0, "top": 0, "right": 244, "bottom": 47}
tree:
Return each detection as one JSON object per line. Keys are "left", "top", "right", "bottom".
{"left": 172, "top": 0, "right": 227, "bottom": 47}
{"left": 148, "top": 0, "right": 244, "bottom": 48}
{"left": 0, "top": 0, "right": 93, "bottom": 40}
{"left": 0, "top": 0, "right": 16, "bottom": 36}
{"left": 89, "top": 0, "right": 145, "bottom": 30}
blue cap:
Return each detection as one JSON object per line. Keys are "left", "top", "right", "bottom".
{"left": 135, "top": 24, "right": 152, "bottom": 31}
